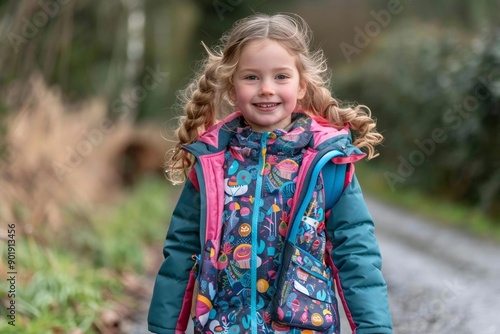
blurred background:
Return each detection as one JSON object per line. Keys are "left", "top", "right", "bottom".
{"left": 0, "top": 0, "right": 499, "bottom": 333}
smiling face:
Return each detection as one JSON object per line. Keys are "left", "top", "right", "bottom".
{"left": 231, "top": 39, "right": 306, "bottom": 132}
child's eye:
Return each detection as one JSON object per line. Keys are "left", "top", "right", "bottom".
{"left": 244, "top": 75, "right": 258, "bottom": 80}
{"left": 276, "top": 74, "right": 289, "bottom": 80}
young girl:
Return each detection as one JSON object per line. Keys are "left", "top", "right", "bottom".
{"left": 148, "top": 13, "right": 392, "bottom": 334}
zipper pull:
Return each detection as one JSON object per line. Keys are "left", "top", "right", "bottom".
{"left": 260, "top": 132, "right": 269, "bottom": 175}
{"left": 191, "top": 254, "right": 201, "bottom": 273}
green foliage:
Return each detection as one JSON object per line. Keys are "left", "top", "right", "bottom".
{"left": 91, "top": 177, "right": 175, "bottom": 272}
{"left": 335, "top": 23, "right": 500, "bottom": 218}
{"left": 0, "top": 239, "right": 112, "bottom": 333}
{"left": 0, "top": 177, "right": 174, "bottom": 333}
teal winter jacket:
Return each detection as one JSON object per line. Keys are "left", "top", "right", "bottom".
{"left": 148, "top": 112, "right": 392, "bottom": 333}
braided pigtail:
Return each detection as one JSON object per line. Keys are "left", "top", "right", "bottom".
{"left": 298, "top": 49, "right": 383, "bottom": 159}
{"left": 167, "top": 48, "right": 223, "bottom": 184}
{"left": 324, "top": 97, "right": 383, "bottom": 159}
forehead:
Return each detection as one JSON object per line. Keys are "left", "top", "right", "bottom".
{"left": 237, "top": 39, "right": 298, "bottom": 69}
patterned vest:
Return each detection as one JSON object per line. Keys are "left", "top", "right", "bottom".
{"left": 194, "top": 115, "right": 338, "bottom": 333}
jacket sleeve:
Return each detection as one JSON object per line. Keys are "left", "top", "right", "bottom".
{"left": 148, "top": 178, "right": 202, "bottom": 334}
{"left": 326, "top": 174, "right": 393, "bottom": 334}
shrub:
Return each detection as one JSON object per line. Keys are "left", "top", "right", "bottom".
{"left": 335, "top": 23, "right": 500, "bottom": 218}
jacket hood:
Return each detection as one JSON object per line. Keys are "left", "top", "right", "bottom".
{"left": 229, "top": 113, "right": 313, "bottom": 159}
{"left": 185, "top": 111, "right": 366, "bottom": 163}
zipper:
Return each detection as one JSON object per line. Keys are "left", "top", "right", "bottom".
{"left": 250, "top": 132, "right": 269, "bottom": 334}
{"left": 293, "top": 245, "right": 332, "bottom": 285}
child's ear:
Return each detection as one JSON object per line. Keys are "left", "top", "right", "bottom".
{"left": 298, "top": 80, "right": 307, "bottom": 100}
{"left": 228, "top": 87, "right": 237, "bottom": 104}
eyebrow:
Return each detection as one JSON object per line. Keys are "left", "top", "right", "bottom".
{"left": 237, "top": 66, "right": 295, "bottom": 72}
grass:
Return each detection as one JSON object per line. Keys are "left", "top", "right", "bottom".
{"left": 355, "top": 163, "right": 500, "bottom": 243}
{"left": 0, "top": 176, "right": 176, "bottom": 333}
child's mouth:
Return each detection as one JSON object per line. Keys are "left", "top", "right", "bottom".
{"left": 254, "top": 103, "right": 280, "bottom": 110}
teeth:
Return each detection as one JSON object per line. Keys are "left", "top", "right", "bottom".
{"left": 256, "top": 104, "right": 277, "bottom": 108}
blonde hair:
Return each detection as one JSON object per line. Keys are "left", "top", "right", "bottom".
{"left": 168, "top": 13, "right": 383, "bottom": 184}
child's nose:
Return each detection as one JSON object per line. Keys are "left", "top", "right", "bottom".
{"left": 259, "top": 80, "right": 275, "bottom": 96}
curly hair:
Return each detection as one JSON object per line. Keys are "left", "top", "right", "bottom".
{"left": 167, "top": 13, "right": 383, "bottom": 184}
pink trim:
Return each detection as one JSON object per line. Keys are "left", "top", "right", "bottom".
{"left": 344, "top": 163, "right": 354, "bottom": 190}
{"left": 198, "top": 151, "right": 226, "bottom": 264}
{"left": 309, "top": 114, "right": 331, "bottom": 127}
{"left": 310, "top": 121, "right": 350, "bottom": 149}
{"left": 325, "top": 241, "right": 357, "bottom": 333}
{"left": 332, "top": 153, "right": 365, "bottom": 164}
{"left": 198, "top": 112, "right": 242, "bottom": 148}
{"left": 334, "top": 268, "right": 357, "bottom": 332}
{"left": 288, "top": 148, "right": 317, "bottom": 220}
{"left": 176, "top": 268, "right": 196, "bottom": 332}
{"left": 188, "top": 167, "right": 200, "bottom": 191}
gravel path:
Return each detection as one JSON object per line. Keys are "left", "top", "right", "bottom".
{"left": 130, "top": 197, "right": 500, "bottom": 333}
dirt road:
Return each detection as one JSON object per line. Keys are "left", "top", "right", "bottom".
{"left": 133, "top": 197, "right": 500, "bottom": 333}
{"left": 369, "top": 197, "right": 500, "bottom": 334}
